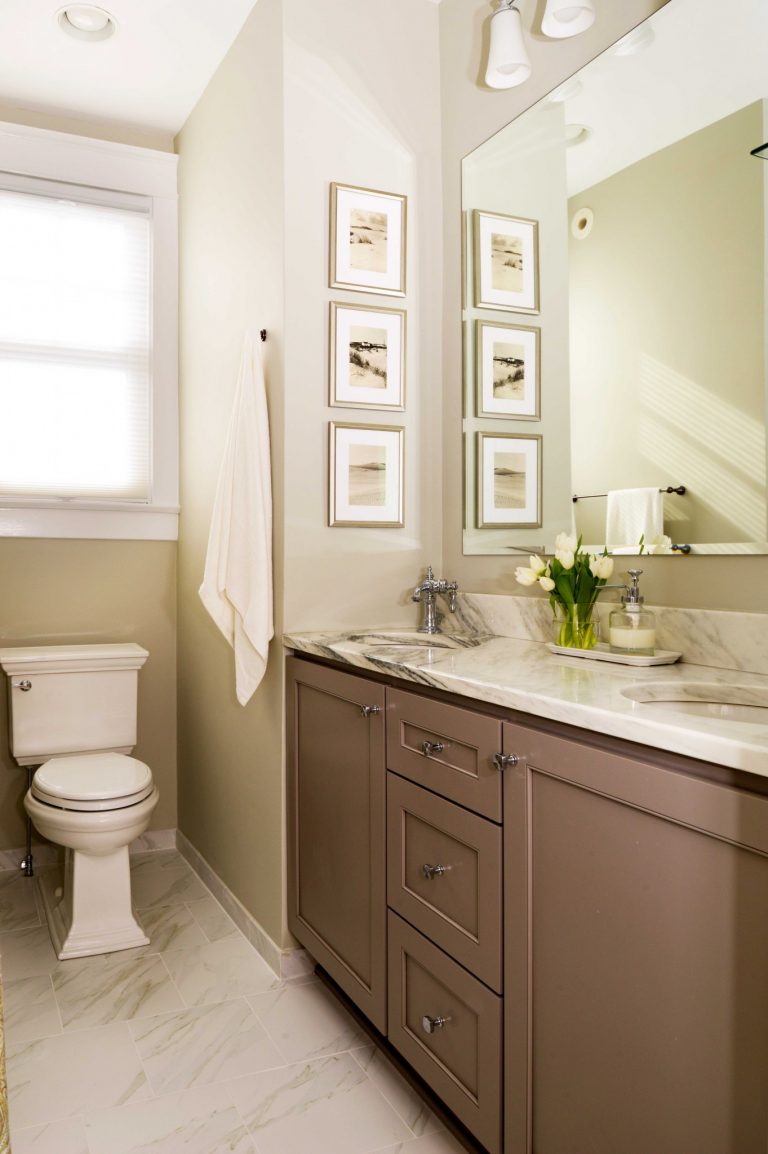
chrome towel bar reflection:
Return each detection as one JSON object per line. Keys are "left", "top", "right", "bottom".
{"left": 572, "top": 485, "right": 686, "bottom": 503}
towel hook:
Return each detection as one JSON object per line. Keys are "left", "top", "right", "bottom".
{"left": 259, "top": 329, "right": 267, "bottom": 342}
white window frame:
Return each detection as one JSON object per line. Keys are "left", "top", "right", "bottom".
{"left": 0, "top": 121, "right": 178, "bottom": 540}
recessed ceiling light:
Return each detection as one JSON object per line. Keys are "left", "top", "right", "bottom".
{"left": 57, "top": 5, "right": 116, "bottom": 42}
{"left": 547, "top": 77, "right": 583, "bottom": 105}
{"left": 565, "top": 123, "right": 592, "bottom": 147}
{"left": 613, "top": 25, "right": 654, "bottom": 57}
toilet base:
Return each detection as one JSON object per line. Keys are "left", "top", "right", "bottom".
{"left": 40, "top": 846, "right": 149, "bottom": 960}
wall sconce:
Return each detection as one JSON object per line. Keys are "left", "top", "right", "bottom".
{"left": 485, "top": 1, "right": 532, "bottom": 90}
{"left": 541, "top": 0, "right": 595, "bottom": 39}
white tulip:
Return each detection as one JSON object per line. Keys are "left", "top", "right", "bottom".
{"left": 529, "top": 554, "right": 547, "bottom": 576}
{"left": 554, "top": 531, "right": 578, "bottom": 554}
{"left": 649, "top": 534, "right": 673, "bottom": 555}
{"left": 590, "top": 554, "right": 614, "bottom": 580}
{"left": 539, "top": 575, "right": 555, "bottom": 592}
{"left": 555, "top": 549, "right": 575, "bottom": 570}
{"left": 515, "top": 566, "right": 538, "bottom": 586}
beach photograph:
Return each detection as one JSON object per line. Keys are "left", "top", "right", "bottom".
{"left": 349, "top": 443, "right": 386, "bottom": 506}
{"left": 349, "top": 324, "right": 388, "bottom": 389}
{"left": 491, "top": 230, "right": 523, "bottom": 293}
{"left": 493, "top": 451, "right": 526, "bottom": 508}
{"left": 349, "top": 208, "right": 388, "bottom": 274}
{"left": 492, "top": 340, "right": 525, "bottom": 399}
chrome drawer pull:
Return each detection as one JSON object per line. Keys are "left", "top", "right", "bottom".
{"left": 360, "top": 704, "right": 382, "bottom": 718}
{"left": 421, "top": 1014, "right": 451, "bottom": 1035}
{"left": 422, "top": 863, "right": 449, "bottom": 880}
{"left": 493, "top": 752, "right": 519, "bottom": 771}
{"left": 421, "top": 740, "right": 445, "bottom": 757}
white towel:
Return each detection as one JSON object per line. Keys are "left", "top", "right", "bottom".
{"left": 199, "top": 333, "right": 274, "bottom": 705}
{"left": 605, "top": 487, "right": 664, "bottom": 551}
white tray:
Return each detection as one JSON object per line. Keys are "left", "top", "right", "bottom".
{"left": 547, "top": 642, "right": 682, "bottom": 667}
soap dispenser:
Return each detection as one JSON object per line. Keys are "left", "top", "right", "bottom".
{"left": 609, "top": 569, "right": 656, "bottom": 656}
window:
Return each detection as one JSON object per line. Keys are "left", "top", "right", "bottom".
{"left": 0, "top": 123, "right": 178, "bottom": 540}
{"left": 0, "top": 180, "right": 152, "bottom": 502}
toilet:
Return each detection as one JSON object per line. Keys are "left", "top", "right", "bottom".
{"left": 0, "top": 643, "right": 159, "bottom": 960}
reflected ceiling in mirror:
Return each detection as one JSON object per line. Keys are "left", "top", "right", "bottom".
{"left": 461, "top": 0, "right": 768, "bottom": 556}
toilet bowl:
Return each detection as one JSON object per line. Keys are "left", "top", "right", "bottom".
{"left": 24, "top": 752, "right": 159, "bottom": 959}
{"left": 0, "top": 642, "right": 156, "bottom": 961}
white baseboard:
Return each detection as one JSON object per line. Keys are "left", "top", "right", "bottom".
{"left": 176, "top": 830, "right": 312, "bottom": 982}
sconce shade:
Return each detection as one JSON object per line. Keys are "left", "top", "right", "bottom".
{"left": 751, "top": 142, "right": 768, "bottom": 160}
{"left": 485, "top": 4, "right": 531, "bottom": 89}
{"left": 541, "top": 0, "right": 595, "bottom": 39}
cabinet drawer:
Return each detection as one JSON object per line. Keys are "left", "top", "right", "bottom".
{"left": 386, "top": 687, "right": 502, "bottom": 821}
{"left": 388, "top": 911, "right": 502, "bottom": 1154}
{"left": 387, "top": 773, "right": 502, "bottom": 993}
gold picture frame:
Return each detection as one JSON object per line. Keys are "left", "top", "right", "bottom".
{"left": 330, "top": 183, "right": 407, "bottom": 297}
{"left": 473, "top": 209, "right": 539, "bottom": 314}
{"left": 329, "top": 422, "right": 405, "bottom": 527}
{"left": 477, "top": 431, "right": 542, "bottom": 528}
{"left": 329, "top": 301, "right": 406, "bottom": 410}
{"left": 475, "top": 319, "right": 540, "bottom": 420}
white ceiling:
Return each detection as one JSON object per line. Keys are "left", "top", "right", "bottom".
{"left": 0, "top": 0, "right": 260, "bottom": 136}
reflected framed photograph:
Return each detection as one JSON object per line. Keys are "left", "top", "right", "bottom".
{"left": 473, "top": 209, "right": 539, "bottom": 313}
{"left": 329, "top": 422, "right": 404, "bottom": 527}
{"left": 477, "top": 432, "right": 541, "bottom": 528}
{"left": 476, "top": 320, "right": 540, "bottom": 419}
{"left": 330, "top": 183, "right": 407, "bottom": 297}
{"left": 329, "top": 302, "right": 406, "bottom": 410}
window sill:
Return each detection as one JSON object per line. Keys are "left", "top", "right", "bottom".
{"left": 0, "top": 504, "right": 179, "bottom": 541}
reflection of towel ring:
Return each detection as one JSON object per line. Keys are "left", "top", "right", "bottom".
{"left": 571, "top": 207, "right": 593, "bottom": 239}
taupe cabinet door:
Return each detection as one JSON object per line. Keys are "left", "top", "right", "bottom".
{"left": 503, "top": 721, "right": 768, "bottom": 1154}
{"left": 287, "top": 657, "right": 386, "bottom": 1032}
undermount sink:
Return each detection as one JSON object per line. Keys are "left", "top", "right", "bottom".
{"left": 621, "top": 681, "right": 768, "bottom": 724}
{"left": 347, "top": 630, "right": 479, "bottom": 651}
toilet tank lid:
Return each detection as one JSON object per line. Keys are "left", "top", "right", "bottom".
{"left": 0, "top": 643, "right": 149, "bottom": 676}
{"left": 35, "top": 754, "right": 152, "bottom": 801}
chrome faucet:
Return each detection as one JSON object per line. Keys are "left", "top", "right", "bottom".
{"left": 412, "top": 566, "right": 459, "bottom": 635}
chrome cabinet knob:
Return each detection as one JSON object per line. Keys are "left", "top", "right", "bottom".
{"left": 422, "top": 863, "right": 448, "bottom": 880}
{"left": 360, "top": 704, "right": 382, "bottom": 718}
{"left": 421, "top": 1014, "right": 450, "bottom": 1035}
{"left": 421, "top": 740, "right": 445, "bottom": 757}
{"left": 493, "top": 752, "right": 519, "bottom": 771}
{"left": 16, "top": 680, "right": 32, "bottom": 692}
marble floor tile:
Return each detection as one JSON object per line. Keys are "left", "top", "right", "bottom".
{"left": 52, "top": 952, "right": 184, "bottom": 1029}
{"left": 351, "top": 1048, "right": 444, "bottom": 1138}
{"left": 84, "top": 1083, "right": 256, "bottom": 1154}
{"left": 0, "top": 926, "right": 57, "bottom": 980}
{"left": 226, "top": 1053, "right": 413, "bottom": 1154}
{"left": 373, "top": 1133, "right": 471, "bottom": 1154}
{"left": 10, "top": 1116, "right": 89, "bottom": 1154}
{"left": 185, "top": 897, "right": 240, "bottom": 943}
{"left": 130, "top": 998, "right": 285, "bottom": 1095}
{"left": 0, "top": 872, "right": 41, "bottom": 933}
{"left": 134, "top": 904, "right": 208, "bottom": 954}
{"left": 160, "top": 937, "right": 278, "bottom": 1007}
{"left": 3, "top": 975, "right": 61, "bottom": 1045}
{"left": 129, "top": 852, "right": 209, "bottom": 909}
{"left": 7, "top": 1022, "right": 150, "bottom": 1130}
{"left": 248, "top": 977, "right": 366, "bottom": 1061}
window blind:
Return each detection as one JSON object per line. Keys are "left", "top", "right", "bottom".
{"left": 0, "top": 187, "right": 152, "bottom": 501}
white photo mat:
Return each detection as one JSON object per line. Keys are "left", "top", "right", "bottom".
{"left": 330, "top": 302, "right": 405, "bottom": 410}
{"left": 476, "top": 319, "right": 540, "bottom": 419}
{"left": 477, "top": 431, "right": 541, "bottom": 528}
{"left": 329, "top": 422, "right": 404, "bottom": 527}
{"left": 330, "top": 183, "right": 406, "bottom": 297}
{"left": 474, "top": 209, "right": 539, "bottom": 314}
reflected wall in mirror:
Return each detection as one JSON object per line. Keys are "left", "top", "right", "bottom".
{"left": 462, "top": 0, "right": 768, "bottom": 556}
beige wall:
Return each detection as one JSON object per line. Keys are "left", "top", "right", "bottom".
{"left": 175, "top": 0, "right": 287, "bottom": 946}
{"left": 0, "top": 101, "right": 174, "bottom": 152}
{"left": 0, "top": 540, "right": 177, "bottom": 849}
{"left": 570, "top": 103, "right": 765, "bottom": 546}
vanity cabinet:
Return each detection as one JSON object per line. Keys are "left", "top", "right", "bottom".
{"left": 287, "top": 654, "right": 768, "bottom": 1154}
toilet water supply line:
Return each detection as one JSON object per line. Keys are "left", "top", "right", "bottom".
{"left": 20, "top": 766, "right": 34, "bottom": 877}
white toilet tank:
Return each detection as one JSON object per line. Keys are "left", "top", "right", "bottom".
{"left": 0, "top": 643, "right": 149, "bottom": 766}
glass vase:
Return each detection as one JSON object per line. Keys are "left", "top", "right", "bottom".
{"left": 551, "top": 604, "right": 600, "bottom": 650}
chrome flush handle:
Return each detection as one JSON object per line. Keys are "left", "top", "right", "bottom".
{"left": 16, "top": 680, "right": 32, "bottom": 692}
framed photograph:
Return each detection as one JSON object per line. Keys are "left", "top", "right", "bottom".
{"left": 476, "top": 320, "right": 540, "bottom": 419}
{"left": 477, "top": 432, "right": 541, "bottom": 528}
{"left": 330, "top": 183, "right": 407, "bottom": 297}
{"left": 329, "top": 422, "right": 404, "bottom": 527}
{"left": 473, "top": 209, "right": 539, "bottom": 313}
{"left": 329, "top": 302, "right": 406, "bottom": 410}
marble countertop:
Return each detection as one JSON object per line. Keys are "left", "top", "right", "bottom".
{"left": 284, "top": 628, "right": 768, "bottom": 777}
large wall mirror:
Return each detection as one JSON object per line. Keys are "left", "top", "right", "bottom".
{"left": 462, "top": 0, "right": 768, "bottom": 556}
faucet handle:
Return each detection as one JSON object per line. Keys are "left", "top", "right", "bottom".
{"left": 412, "top": 586, "right": 423, "bottom": 603}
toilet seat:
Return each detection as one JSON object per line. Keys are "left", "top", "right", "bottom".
{"left": 32, "top": 753, "right": 154, "bottom": 812}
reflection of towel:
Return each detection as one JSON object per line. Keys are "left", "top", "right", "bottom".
{"left": 199, "top": 333, "right": 274, "bottom": 705}
{"left": 606, "top": 488, "right": 663, "bottom": 550}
